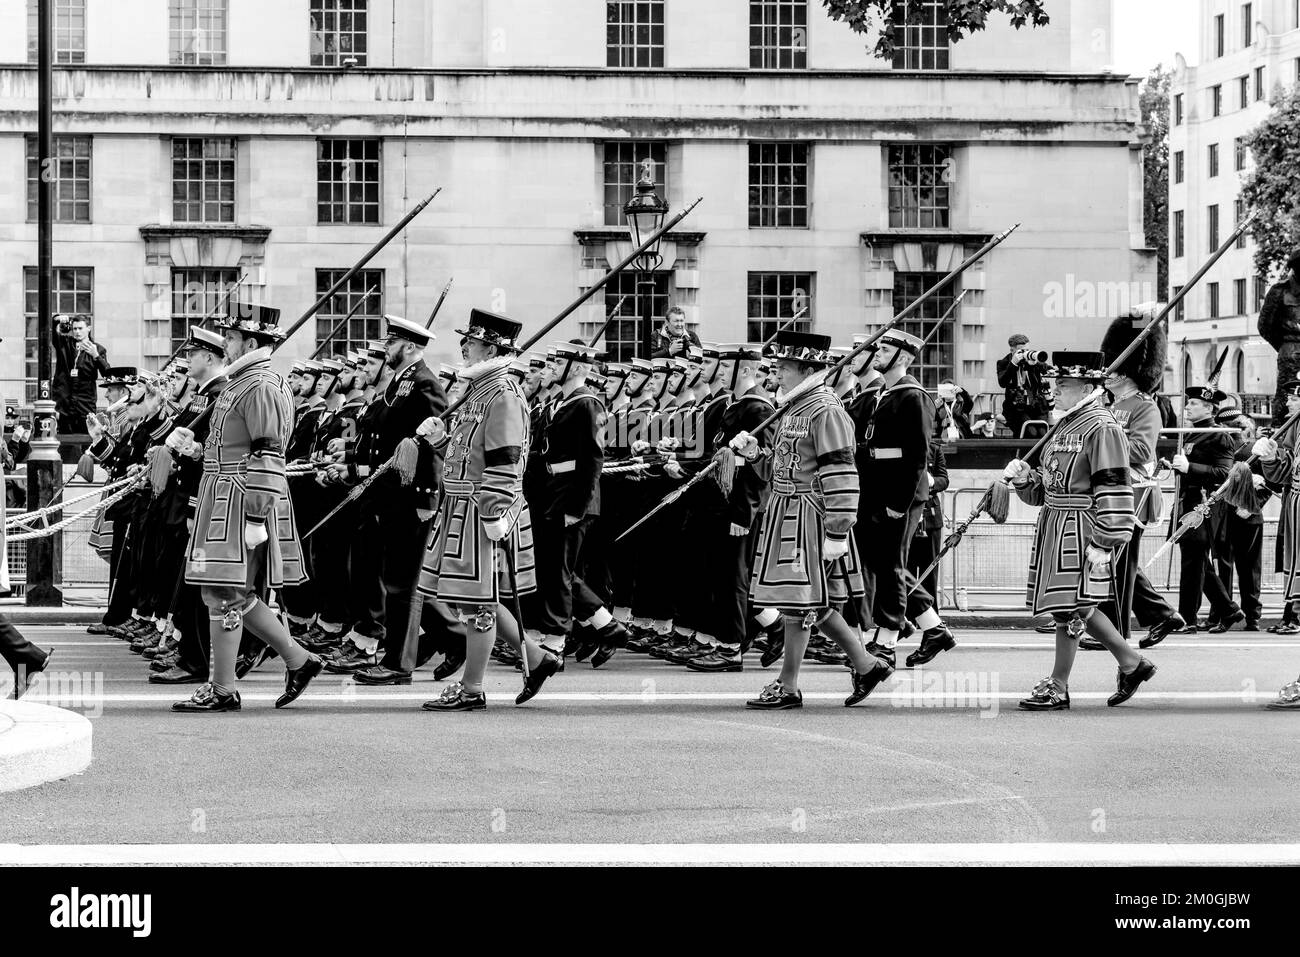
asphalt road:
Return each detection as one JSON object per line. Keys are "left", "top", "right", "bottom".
{"left": 3, "top": 626, "right": 1300, "bottom": 849}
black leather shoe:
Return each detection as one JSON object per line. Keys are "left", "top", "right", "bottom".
{"left": 1078, "top": 636, "right": 1105, "bottom": 651}
{"left": 1244, "top": 618, "right": 1260, "bottom": 632}
{"left": 149, "top": 665, "right": 203, "bottom": 685}
{"left": 845, "top": 659, "right": 894, "bottom": 707}
{"left": 150, "top": 655, "right": 177, "bottom": 673}
{"left": 323, "top": 643, "right": 380, "bottom": 674}
{"left": 86, "top": 622, "right": 109, "bottom": 635}
{"left": 685, "top": 649, "right": 743, "bottom": 673}
{"left": 422, "top": 682, "right": 486, "bottom": 712}
{"left": 745, "top": 679, "right": 802, "bottom": 710}
{"left": 1278, "top": 622, "right": 1300, "bottom": 635}
{"left": 1034, "top": 617, "right": 1058, "bottom": 634}
{"left": 1139, "top": 614, "right": 1185, "bottom": 649}
{"left": 516, "top": 652, "right": 561, "bottom": 705}
{"left": 593, "top": 619, "right": 630, "bottom": 648}
{"left": 666, "top": 639, "right": 717, "bottom": 664}
{"left": 904, "top": 625, "right": 957, "bottom": 667}
{"left": 301, "top": 626, "right": 345, "bottom": 654}
{"left": 11, "top": 648, "right": 54, "bottom": 700}
{"left": 235, "top": 645, "right": 273, "bottom": 679}
{"left": 172, "top": 684, "right": 241, "bottom": 713}
{"left": 863, "top": 638, "right": 896, "bottom": 671}
{"left": 353, "top": 665, "right": 412, "bottom": 686}
{"left": 572, "top": 638, "right": 600, "bottom": 663}
{"left": 1018, "top": 677, "right": 1070, "bottom": 711}
{"left": 275, "top": 654, "right": 324, "bottom": 709}
{"left": 648, "top": 633, "right": 694, "bottom": 660}
{"left": 432, "top": 651, "right": 465, "bottom": 681}
{"left": 759, "top": 633, "right": 785, "bottom": 669}
{"left": 1168, "top": 623, "right": 1199, "bottom": 636}
{"left": 1108, "top": 657, "right": 1156, "bottom": 707}
{"left": 1207, "top": 610, "right": 1245, "bottom": 634}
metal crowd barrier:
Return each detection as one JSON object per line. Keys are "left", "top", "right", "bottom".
{"left": 933, "top": 486, "right": 1281, "bottom": 611}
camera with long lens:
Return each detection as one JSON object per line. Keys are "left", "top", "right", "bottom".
{"left": 1023, "top": 349, "right": 1050, "bottom": 365}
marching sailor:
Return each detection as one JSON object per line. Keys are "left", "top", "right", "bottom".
{"left": 1002, "top": 352, "right": 1154, "bottom": 711}
{"left": 171, "top": 304, "right": 323, "bottom": 713}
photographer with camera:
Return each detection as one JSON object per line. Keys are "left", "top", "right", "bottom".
{"left": 650, "top": 305, "right": 701, "bottom": 359}
{"left": 52, "top": 313, "right": 110, "bottom": 436}
{"left": 996, "top": 333, "right": 1051, "bottom": 440}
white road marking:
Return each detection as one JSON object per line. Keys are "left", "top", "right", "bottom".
{"left": 1, "top": 842, "right": 1297, "bottom": 865}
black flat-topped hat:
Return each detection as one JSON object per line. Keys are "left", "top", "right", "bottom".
{"left": 770, "top": 330, "right": 833, "bottom": 366}
{"left": 455, "top": 309, "right": 523, "bottom": 353}
{"left": 215, "top": 303, "right": 284, "bottom": 343}
{"left": 1045, "top": 351, "right": 1108, "bottom": 382}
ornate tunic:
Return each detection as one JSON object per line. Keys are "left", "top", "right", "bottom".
{"left": 1261, "top": 443, "right": 1300, "bottom": 598}
{"left": 748, "top": 383, "right": 865, "bottom": 613}
{"left": 1013, "top": 403, "right": 1134, "bottom": 614}
{"left": 184, "top": 349, "right": 306, "bottom": 589}
{"left": 418, "top": 359, "right": 537, "bottom": 605}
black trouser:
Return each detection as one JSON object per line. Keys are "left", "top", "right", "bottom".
{"left": 533, "top": 514, "right": 602, "bottom": 637}
{"left": 279, "top": 476, "right": 321, "bottom": 620}
{"left": 376, "top": 505, "right": 434, "bottom": 673}
{"left": 347, "top": 509, "right": 386, "bottom": 642}
{"left": 0, "top": 614, "right": 47, "bottom": 676}
{"left": 675, "top": 511, "right": 755, "bottom": 646}
{"left": 102, "top": 508, "right": 132, "bottom": 626}
{"left": 311, "top": 494, "right": 358, "bottom": 628}
{"left": 172, "top": 583, "right": 211, "bottom": 678}
{"left": 907, "top": 525, "right": 941, "bottom": 606}
{"left": 106, "top": 499, "right": 146, "bottom": 624}
{"left": 628, "top": 484, "right": 683, "bottom": 623}
{"left": 861, "top": 505, "right": 934, "bottom": 632}
{"left": 1215, "top": 515, "right": 1263, "bottom": 621}
{"left": 151, "top": 524, "right": 190, "bottom": 621}
{"left": 1099, "top": 526, "right": 1175, "bottom": 640}
{"left": 1178, "top": 525, "right": 1239, "bottom": 623}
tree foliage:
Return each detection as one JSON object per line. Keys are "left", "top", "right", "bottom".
{"left": 823, "top": 0, "right": 1050, "bottom": 61}
{"left": 1242, "top": 84, "right": 1300, "bottom": 281}
{"left": 1140, "top": 66, "right": 1172, "bottom": 299}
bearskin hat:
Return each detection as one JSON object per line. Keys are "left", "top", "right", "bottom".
{"left": 1100, "top": 310, "right": 1167, "bottom": 394}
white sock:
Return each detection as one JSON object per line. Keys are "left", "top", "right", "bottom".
{"left": 582, "top": 607, "right": 613, "bottom": 630}
{"left": 540, "top": 635, "right": 566, "bottom": 654}
{"left": 755, "top": 608, "right": 780, "bottom": 628}
{"left": 916, "top": 608, "right": 942, "bottom": 631}
{"left": 613, "top": 606, "right": 632, "bottom": 622}
{"left": 654, "top": 620, "right": 673, "bottom": 635}
{"left": 288, "top": 614, "right": 314, "bottom": 626}
{"left": 346, "top": 631, "right": 379, "bottom": 655}
{"left": 318, "top": 621, "right": 343, "bottom": 634}
{"left": 878, "top": 628, "right": 900, "bottom": 649}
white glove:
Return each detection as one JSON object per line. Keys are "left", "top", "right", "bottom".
{"left": 1002, "top": 458, "right": 1031, "bottom": 484}
{"left": 1253, "top": 437, "right": 1278, "bottom": 462}
{"left": 326, "top": 438, "right": 346, "bottom": 455}
{"left": 657, "top": 437, "right": 681, "bottom": 452}
{"left": 416, "top": 416, "right": 446, "bottom": 445}
{"left": 85, "top": 414, "right": 103, "bottom": 438}
{"left": 631, "top": 440, "right": 652, "bottom": 455}
{"left": 483, "top": 516, "right": 511, "bottom": 542}
{"left": 1236, "top": 507, "right": 1253, "bottom": 520}
{"left": 243, "top": 521, "right": 269, "bottom": 549}
{"left": 729, "top": 523, "right": 748, "bottom": 537}
{"left": 1252, "top": 473, "right": 1266, "bottom": 489}
{"left": 729, "top": 430, "right": 760, "bottom": 461}
{"left": 1085, "top": 544, "right": 1112, "bottom": 572}
{"left": 926, "top": 471, "right": 935, "bottom": 488}
{"left": 663, "top": 459, "right": 685, "bottom": 480}
{"left": 166, "top": 426, "right": 197, "bottom": 458}
{"left": 823, "top": 536, "right": 849, "bottom": 562}
{"left": 1171, "top": 452, "right": 1189, "bottom": 474}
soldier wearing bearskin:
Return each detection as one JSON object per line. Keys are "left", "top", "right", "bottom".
{"left": 171, "top": 304, "right": 324, "bottom": 713}
{"left": 415, "top": 310, "right": 562, "bottom": 710}
{"left": 1002, "top": 351, "right": 1155, "bottom": 711}
{"left": 1092, "top": 306, "right": 1186, "bottom": 649}
{"left": 730, "top": 330, "right": 893, "bottom": 710}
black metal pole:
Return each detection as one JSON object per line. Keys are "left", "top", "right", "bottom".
{"left": 638, "top": 272, "right": 653, "bottom": 360}
{"left": 27, "top": 0, "right": 61, "bottom": 606}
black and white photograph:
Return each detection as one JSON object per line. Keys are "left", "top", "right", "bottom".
{"left": 0, "top": 0, "right": 1296, "bottom": 934}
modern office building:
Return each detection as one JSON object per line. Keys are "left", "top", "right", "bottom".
{"left": 1168, "top": 0, "right": 1300, "bottom": 401}
{"left": 2, "top": 0, "right": 1152, "bottom": 413}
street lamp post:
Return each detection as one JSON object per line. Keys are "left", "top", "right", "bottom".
{"left": 27, "top": 0, "right": 62, "bottom": 606}
{"left": 623, "top": 160, "right": 668, "bottom": 360}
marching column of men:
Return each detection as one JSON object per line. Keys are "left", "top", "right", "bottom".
{"left": 81, "top": 299, "right": 1300, "bottom": 714}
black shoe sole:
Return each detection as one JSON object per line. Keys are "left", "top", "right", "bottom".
{"left": 1017, "top": 701, "right": 1070, "bottom": 711}
{"left": 744, "top": 698, "right": 802, "bottom": 710}
{"left": 421, "top": 700, "right": 487, "bottom": 712}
